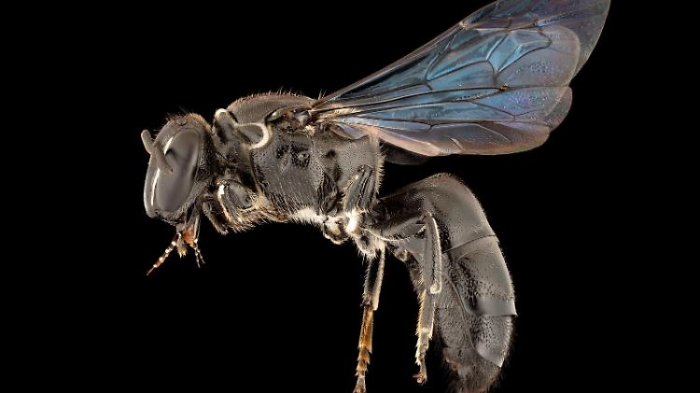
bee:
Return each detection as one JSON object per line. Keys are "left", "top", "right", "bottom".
{"left": 140, "top": 1, "right": 610, "bottom": 391}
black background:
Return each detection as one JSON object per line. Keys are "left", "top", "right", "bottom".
{"left": 34, "top": 1, "right": 632, "bottom": 391}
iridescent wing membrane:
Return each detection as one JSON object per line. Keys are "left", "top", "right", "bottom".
{"left": 310, "top": 0, "right": 610, "bottom": 156}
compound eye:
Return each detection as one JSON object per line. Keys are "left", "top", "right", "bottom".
{"left": 154, "top": 129, "right": 201, "bottom": 213}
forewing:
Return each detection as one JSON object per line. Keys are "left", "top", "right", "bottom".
{"left": 311, "top": 0, "right": 610, "bottom": 156}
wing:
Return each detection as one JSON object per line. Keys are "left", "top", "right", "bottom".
{"left": 310, "top": 0, "right": 610, "bottom": 156}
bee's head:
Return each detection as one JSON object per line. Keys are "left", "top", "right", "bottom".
{"left": 142, "top": 114, "right": 214, "bottom": 225}
{"left": 141, "top": 114, "right": 214, "bottom": 274}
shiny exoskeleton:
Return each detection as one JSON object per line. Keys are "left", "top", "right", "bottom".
{"left": 141, "top": 1, "right": 610, "bottom": 392}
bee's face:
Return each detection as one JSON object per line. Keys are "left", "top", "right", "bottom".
{"left": 142, "top": 114, "right": 212, "bottom": 225}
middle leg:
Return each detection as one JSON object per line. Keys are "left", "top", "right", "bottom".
{"left": 354, "top": 246, "right": 385, "bottom": 393}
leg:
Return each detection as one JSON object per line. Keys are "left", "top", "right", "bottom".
{"left": 369, "top": 213, "right": 440, "bottom": 384}
{"left": 343, "top": 165, "right": 376, "bottom": 213}
{"left": 201, "top": 200, "right": 229, "bottom": 235}
{"left": 353, "top": 246, "right": 385, "bottom": 393}
{"left": 369, "top": 211, "right": 443, "bottom": 295}
{"left": 347, "top": 166, "right": 382, "bottom": 393}
{"left": 319, "top": 165, "right": 376, "bottom": 243}
{"left": 414, "top": 288, "right": 434, "bottom": 384}
{"left": 344, "top": 165, "right": 377, "bottom": 236}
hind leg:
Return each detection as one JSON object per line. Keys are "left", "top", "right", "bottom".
{"left": 369, "top": 211, "right": 440, "bottom": 384}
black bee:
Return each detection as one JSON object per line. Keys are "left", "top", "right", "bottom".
{"left": 140, "top": 1, "right": 610, "bottom": 392}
